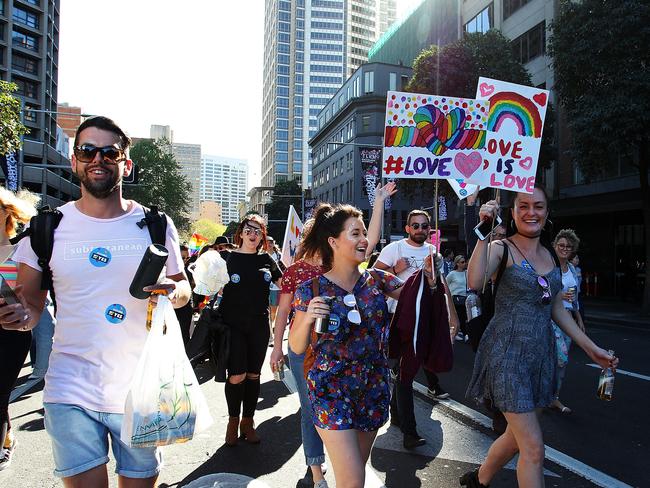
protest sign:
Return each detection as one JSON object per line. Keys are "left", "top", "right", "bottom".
{"left": 470, "top": 78, "right": 549, "bottom": 194}
{"left": 383, "top": 91, "right": 489, "bottom": 181}
{"left": 360, "top": 147, "right": 381, "bottom": 206}
{"left": 281, "top": 205, "right": 303, "bottom": 268}
{"left": 447, "top": 179, "right": 478, "bottom": 200}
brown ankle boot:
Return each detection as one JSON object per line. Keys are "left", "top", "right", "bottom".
{"left": 239, "top": 417, "right": 260, "bottom": 444}
{"left": 225, "top": 416, "right": 239, "bottom": 446}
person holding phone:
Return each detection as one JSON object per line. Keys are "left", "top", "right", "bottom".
{"left": 218, "top": 214, "right": 282, "bottom": 446}
{"left": 0, "top": 188, "right": 38, "bottom": 471}
{"left": 462, "top": 185, "right": 617, "bottom": 488}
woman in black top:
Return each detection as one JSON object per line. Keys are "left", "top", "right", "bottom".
{"left": 219, "top": 214, "right": 282, "bottom": 446}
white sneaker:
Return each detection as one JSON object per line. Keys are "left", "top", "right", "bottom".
{"left": 454, "top": 333, "right": 465, "bottom": 342}
{"left": 0, "top": 439, "right": 16, "bottom": 471}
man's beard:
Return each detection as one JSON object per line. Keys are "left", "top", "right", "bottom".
{"left": 409, "top": 232, "right": 427, "bottom": 244}
{"left": 77, "top": 167, "right": 121, "bottom": 199}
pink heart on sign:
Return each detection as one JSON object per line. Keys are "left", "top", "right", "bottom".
{"left": 479, "top": 82, "right": 495, "bottom": 98}
{"left": 454, "top": 151, "right": 482, "bottom": 179}
{"left": 519, "top": 156, "right": 533, "bottom": 171}
{"left": 388, "top": 100, "right": 394, "bottom": 108}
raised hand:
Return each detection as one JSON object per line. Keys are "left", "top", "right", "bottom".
{"left": 375, "top": 181, "right": 397, "bottom": 201}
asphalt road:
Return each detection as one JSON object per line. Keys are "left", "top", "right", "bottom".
{"left": 427, "top": 324, "right": 650, "bottom": 488}
{"left": 3, "top": 321, "right": 647, "bottom": 488}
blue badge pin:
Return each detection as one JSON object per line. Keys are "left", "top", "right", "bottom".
{"left": 105, "top": 304, "right": 127, "bottom": 324}
{"left": 89, "top": 247, "right": 111, "bottom": 267}
{"left": 231, "top": 273, "right": 241, "bottom": 284}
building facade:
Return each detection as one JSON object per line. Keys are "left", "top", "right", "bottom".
{"left": 261, "top": 0, "right": 396, "bottom": 190}
{"left": 310, "top": 63, "right": 427, "bottom": 241}
{"left": 172, "top": 142, "right": 201, "bottom": 221}
{"left": 199, "top": 200, "right": 223, "bottom": 225}
{"left": 200, "top": 155, "right": 248, "bottom": 225}
{"left": 1, "top": 0, "right": 80, "bottom": 205}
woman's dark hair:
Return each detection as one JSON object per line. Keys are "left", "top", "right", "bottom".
{"left": 507, "top": 183, "right": 553, "bottom": 247}
{"left": 234, "top": 214, "right": 269, "bottom": 252}
{"left": 300, "top": 203, "right": 362, "bottom": 270}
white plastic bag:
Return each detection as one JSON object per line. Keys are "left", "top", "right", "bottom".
{"left": 121, "top": 295, "right": 213, "bottom": 448}
{"left": 190, "top": 250, "right": 230, "bottom": 296}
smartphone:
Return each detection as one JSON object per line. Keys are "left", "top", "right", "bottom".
{"left": 0, "top": 276, "right": 18, "bottom": 305}
{"left": 474, "top": 215, "right": 503, "bottom": 241}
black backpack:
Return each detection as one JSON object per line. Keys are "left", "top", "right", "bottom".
{"left": 11, "top": 204, "right": 167, "bottom": 300}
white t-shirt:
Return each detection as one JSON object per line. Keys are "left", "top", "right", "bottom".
{"left": 13, "top": 201, "right": 184, "bottom": 413}
{"left": 377, "top": 239, "right": 434, "bottom": 312}
{"left": 445, "top": 270, "right": 468, "bottom": 297}
{"left": 561, "top": 266, "right": 578, "bottom": 310}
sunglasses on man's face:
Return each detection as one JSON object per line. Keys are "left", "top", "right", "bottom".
{"left": 538, "top": 275, "right": 552, "bottom": 304}
{"left": 409, "top": 222, "right": 430, "bottom": 230}
{"left": 74, "top": 144, "right": 125, "bottom": 164}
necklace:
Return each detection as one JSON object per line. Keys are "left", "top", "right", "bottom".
{"left": 507, "top": 238, "right": 544, "bottom": 275}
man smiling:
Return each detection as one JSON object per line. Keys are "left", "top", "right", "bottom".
{"left": 1, "top": 116, "right": 190, "bottom": 488}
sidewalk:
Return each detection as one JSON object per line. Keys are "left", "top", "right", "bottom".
{"left": 3, "top": 347, "right": 611, "bottom": 488}
{"left": 582, "top": 297, "right": 650, "bottom": 329}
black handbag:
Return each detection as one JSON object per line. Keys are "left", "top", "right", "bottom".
{"left": 452, "top": 295, "right": 467, "bottom": 306}
{"left": 186, "top": 295, "right": 224, "bottom": 365}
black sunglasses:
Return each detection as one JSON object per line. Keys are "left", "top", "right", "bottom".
{"left": 409, "top": 222, "right": 430, "bottom": 230}
{"left": 74, "top": 144, "right": 125, "bottom": 164}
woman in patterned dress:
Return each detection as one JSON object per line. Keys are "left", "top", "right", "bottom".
{"left": 289, "top": 202, "right": 437, "bottom": 488}
{"left": 461, "top": 187, "right": 617, "bottom": 488}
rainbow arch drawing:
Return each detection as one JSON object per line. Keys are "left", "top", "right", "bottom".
{"left": 487, "top": 91, "right": 543, "bottom": 138}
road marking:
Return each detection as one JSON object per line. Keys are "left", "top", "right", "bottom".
{"left": 412, "top": 381, "right": 633, "bottom": 488}
{"left": 586, "top": 364, "right": 650, "bottom": 381}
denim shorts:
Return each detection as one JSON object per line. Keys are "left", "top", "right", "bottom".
{"left": 44, "top": 402, "right": 162, "bottom": 479}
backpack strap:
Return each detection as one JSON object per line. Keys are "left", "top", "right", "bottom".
{"left": 309, "top": 278, "right": 320, "bottom": 347}
{"left": 10, "top": 206, "right": 64, "bottom": 293}
{"left": 138, "top": 205, "right": 167, "bottom": 246}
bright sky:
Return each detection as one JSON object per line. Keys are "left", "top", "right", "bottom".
{"left": 58, "top": 1, "right": 419, "bottom": 190}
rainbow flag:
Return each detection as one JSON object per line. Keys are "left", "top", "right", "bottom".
{"left": 188, "top": 233, "right": 208, "bottom": 255}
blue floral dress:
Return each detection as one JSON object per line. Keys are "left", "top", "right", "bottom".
{"left": 294, "top": 269, "right": 403, "bottom": 431}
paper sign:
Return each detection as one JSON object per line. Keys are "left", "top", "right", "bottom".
{"left": 281, "top": 205, "right": 303, "bottom": 268}
{"left": 447, "top": 179, "right": 478, "bottom": 200}
{"left": 470, "top": 78, "right": 549, "bottom": 194}
{"left": 383, "top": 91, "right": 489, "bottom": 181}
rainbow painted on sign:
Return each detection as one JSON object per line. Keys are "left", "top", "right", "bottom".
{"left": 487, "top": 91, "right": 543, "bottom": 138}
{"left": 385, "top": 105, "right": 486, "bottom": 156}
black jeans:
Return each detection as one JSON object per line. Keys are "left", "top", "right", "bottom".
{"left": 0, "top": 328, "right": 32, "bottom": 427}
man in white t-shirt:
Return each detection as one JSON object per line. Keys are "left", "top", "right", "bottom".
{"left": 375, "top": 209, "right": 458, "bottom": 449}
{"left": 0, "top": 116, "right": 190, "bottom": 487}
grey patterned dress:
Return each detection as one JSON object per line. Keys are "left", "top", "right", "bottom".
{"left": 466, "top": 247, "right": 562, "bottom": 413}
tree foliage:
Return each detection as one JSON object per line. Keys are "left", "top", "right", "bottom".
{"left": 549, "top": 0, "right": 650, "bottom": 312}
{"left": 265, "top": 180, "right": 303, "bottom": 242}
{"left": 0, "top": 81, "right": 27, "bottom": 155}
{"left": 224, "top": 220, "right": 240, "bottom": 238}
{"left": 406, "top": 30, "right": 555, "bottom": 198}
{"left": 187, "top": 219, "right": 226, "bottom": 244}
{"left": 124, "top": 138, "right": 192, "bottom": 233}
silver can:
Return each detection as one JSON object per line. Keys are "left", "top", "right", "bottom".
{"left": 273, "top": 363, "right": 285, "bottom": 381}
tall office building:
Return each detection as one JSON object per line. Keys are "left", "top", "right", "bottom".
{"left": 261, "top": 0, "right": 396, "bottom": 189}
{"left": 200, "top": 155, "right": 248, "bottom": 225}
{"left": 1, "top": 0, "right": 80, "bottom": 205}
{"left": 148, "top": 125, "right": 202, "bottom": 222}
{"left": 172, "top": 143, "right": 201, "bottom": 221}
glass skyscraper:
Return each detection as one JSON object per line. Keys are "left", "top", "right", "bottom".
{"left": 261, "top": 0, "right": 396, "bottom": 189}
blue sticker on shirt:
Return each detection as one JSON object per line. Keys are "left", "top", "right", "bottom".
{"left": 89, "top": 247, "right": 111, "bottom": 267}
{"left": 105, "top": 304, "right": 127, "bottom": 324}
{"left": 263, "top": 270, "right": 272, "bottom": 282}
{"left": 328, "top": 314, "right": 340, "bottom": 333}
{"left": 231, "top": 273, "right": 241, "bottom": 284}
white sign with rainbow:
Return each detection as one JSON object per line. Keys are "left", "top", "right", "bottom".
{"left": 469, "top": 77, "right": 550, "bottom": 194}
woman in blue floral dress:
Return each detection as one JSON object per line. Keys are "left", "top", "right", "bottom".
{"left": 289, "top": 203, "right": 437, "bottom": 488}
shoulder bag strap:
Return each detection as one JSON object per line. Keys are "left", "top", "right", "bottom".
{"left": 309, "top": 277, "right": 320, "bottom": 348}
{"left": 493, "top": 242, "right": 510, "bottom": 296}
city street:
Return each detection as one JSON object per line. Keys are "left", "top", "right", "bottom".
{"left": 3, "top": 319, "right": 647, "bottom": 488}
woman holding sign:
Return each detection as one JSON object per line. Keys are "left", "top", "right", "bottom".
{"left": 462, "top": 186, "right": 617, "bottom": 488}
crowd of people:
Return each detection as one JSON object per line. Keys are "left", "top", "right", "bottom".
{"left": 0, "top": 115, "right": 618, "bottom": 488}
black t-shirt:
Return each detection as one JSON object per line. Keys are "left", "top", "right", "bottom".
{"left": 219, "top": 251, "right": 282, "bottom": 317}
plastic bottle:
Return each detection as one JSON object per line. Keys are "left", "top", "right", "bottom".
{"left": 465, "top": 290, "right": 482, "bottom": 321}
{"left": 597, "top": 350, "right": 615, "bottom": 401}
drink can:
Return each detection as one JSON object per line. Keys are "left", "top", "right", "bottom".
{"left": 314, "top": 296, "right": 334, "bottom": 334}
